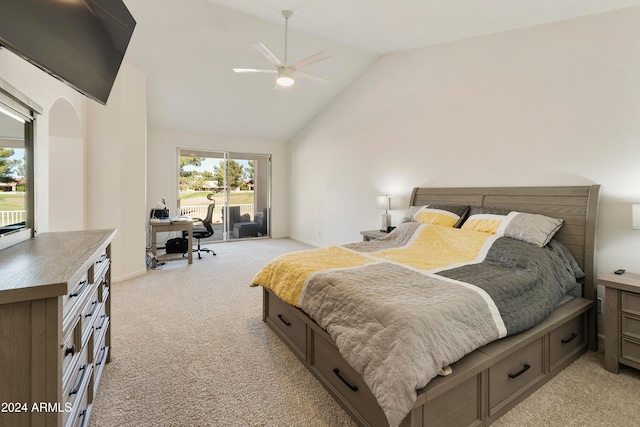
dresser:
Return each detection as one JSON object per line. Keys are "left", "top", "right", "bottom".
{"left": 600, "top": 271, "right": 640, "bottom": 373}
{"left": 0, "top": 229, "right": 116, "bottom": 427}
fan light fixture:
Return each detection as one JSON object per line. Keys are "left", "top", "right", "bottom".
{"left": 232, "top": 10, "right": 329, "bottom": 88}
{"left": 276, "top": 69, "right": 294, "bottom": 87}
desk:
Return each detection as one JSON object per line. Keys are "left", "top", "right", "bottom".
{"left": 150, "top": 219, "right": 193, "bottom": 267}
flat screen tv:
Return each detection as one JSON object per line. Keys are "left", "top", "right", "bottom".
{"left": 0, "top": 0, "right": 136, "bottom": 105}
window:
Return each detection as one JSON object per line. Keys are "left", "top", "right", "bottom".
{"left": 0, "top": 79, "right": 39, "bottom": 250}
{"left": 178, "top": 149, "right": 271, "bottom": 241}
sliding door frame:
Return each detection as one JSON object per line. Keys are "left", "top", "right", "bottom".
{"left": 177, "top": 148, "right": 272, "bottom": 242}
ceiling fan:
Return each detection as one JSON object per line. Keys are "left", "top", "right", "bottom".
{"left": 233, "top": 10, "right": 329, "bottom": 88}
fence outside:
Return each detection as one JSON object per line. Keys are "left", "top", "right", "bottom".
{"left": 0, "top": 210, "right": 25, "bottom": 227}
{"left": 1, "top": 206, "right": 256, "bottom": 228}
{"left": 179, "top": 204, "right": 254, "bottom": 223}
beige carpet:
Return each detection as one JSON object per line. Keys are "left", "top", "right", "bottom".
{"left": 89, "top": 238, "right": 640, "bottom": 427}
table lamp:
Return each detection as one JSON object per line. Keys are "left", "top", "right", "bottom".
{"left": 377, "top": 195, "right": 398, "bottom": 232}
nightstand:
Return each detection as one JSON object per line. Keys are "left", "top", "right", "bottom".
{"left": 599, "top": 272, "right": 640, "bottom": 373}
{"left": 360, "top": 229, "right": 388, "bottom": 241}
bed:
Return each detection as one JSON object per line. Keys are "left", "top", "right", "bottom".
{"left": 252, "top": 185, "right": 600, "bottom": 427}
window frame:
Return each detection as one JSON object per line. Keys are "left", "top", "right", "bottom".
{"left": 0, "top": 77, "right": 41, "bottom": 250}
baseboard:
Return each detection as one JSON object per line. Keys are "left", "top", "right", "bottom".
{"left": 288, "top": 235, "right": 321, "bottom": 248}
{"left": 112, "top": 267, "right": 147, "bottom": 283}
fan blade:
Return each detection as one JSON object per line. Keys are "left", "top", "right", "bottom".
{"left": 252, "top": 42, "right": 284, "bottom": 68}
{"left": 233, "top": 68, "right": 277, "bottom": 73}
{"left": 292, "top": 70, "right": 329, "bottom": 84}
{"left": 289, "top": 51, "right": 329, "bottom": 71}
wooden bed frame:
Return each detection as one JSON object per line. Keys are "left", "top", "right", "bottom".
{"left": 263, "top": 185, "right": 601, "bottom": 427}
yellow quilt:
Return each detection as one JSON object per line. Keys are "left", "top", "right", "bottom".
{"left": 252, "top": 224, "right": 494, "bottom": 306}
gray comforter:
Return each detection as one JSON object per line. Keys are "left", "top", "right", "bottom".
{"left": 253, "top": 222, "right": 584, "bottom": 426}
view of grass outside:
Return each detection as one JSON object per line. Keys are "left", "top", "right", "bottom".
{"left": 0, "top": 192, "right": 25, "bottom": 226}
{"left": 179, "top": 156, "right": 254, "bottom": 207}
{"left": 1, "top": 147, "right": 26, "bottom": 225}
{"left": 0, "top": 192, "right": 25, "bottom": 211}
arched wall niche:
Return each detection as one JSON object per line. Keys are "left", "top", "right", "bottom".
{"left": 48, "top": 97, "right": 85, "bottom": 231}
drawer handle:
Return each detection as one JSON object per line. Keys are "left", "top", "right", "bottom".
{"left": 85, "top": 300, "right": 99, "bottom": 318}
{"left": 96, "top": 254, "right": 107, "bottom": 264}
{"left": 96, "top": 346, "right": 107, "bottom": 366}
{"left": 95, "top": 314, "right": 107, "bottom": 330}
{"left": 69, "top": 364, "right": 88, "bottom": 396}
{"left": 333, "top": 368, "right": 359, "bottom": 392}
{"left": 70, "top": 280, "right": 88, "bottom": 298}
{"left": 508, "top": 363, "right": 531, "bottom": 379}
{"left": 65, "top": 345, "right": 75, "bottom": 357}
{"left": 561, "top": 332, "right": 578, "bottom": 344}
{"left": 277, "top": 314, "right": 291, "bottom": 326}
{"left": 78, "top": 409, "right": 88, "bottom": 427}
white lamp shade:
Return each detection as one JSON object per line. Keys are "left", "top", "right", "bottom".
{"left": 376, "top": 195, "right": 398, "bottom": 211}
{"left": 633, "top": 204, "right": 640, "bottom": 229}
{"left": 376, "top": 196, "right": 388, "bottom": 210}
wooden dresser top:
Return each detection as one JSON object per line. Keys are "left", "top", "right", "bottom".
{"left": 0, "top": 229, "right": 116, "bottom": 304}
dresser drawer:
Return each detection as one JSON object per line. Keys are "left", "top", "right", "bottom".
{"left": 63, "top": 363, "right": 93, "bottom": 427}
{"left": 311, "top": 332, "right": 387, "bottom": 427}
{"left": 97, "top": 273, "right": 110, "bottom": 303}
{"left": 622, "top": 314, "right": 640, "bottom": 340}
{"left": 622, "top": 292, "right": 640, "bottom": 316}
{"left": 550, "top": 313, "right": 586, "bottom": 371}
{"left": 93, "top": 344, "right": 109, "bottom": 395}
{"left": 265, "top": 291, "right": 307, "bottom": 359}
{"left": 62, "top": 343, "right": 93, "bottom": 427}
{"left": 621, "top": 337, "right": 640, "bottom": 367}
{"left": 63, "top": 272, "right": 91, "bottom": 321}
{"left": 93, "top": 307, "right": 109, "bottom": 346}
{"left": 79, "top": 286, "right": 101, "bottom": 343}
{"left": 62, "top": 321, "right": 83, "bottom": 387}
{"left": 94, "top": 252, "right": 109, "bottom": 278}
{"left": 489, "top": 338, "right": 544, "bottom": 415}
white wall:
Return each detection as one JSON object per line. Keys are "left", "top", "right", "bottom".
{"left": 0, "top": 49, "right": 87, "bottom": 235}
{"left": 290, "top": 8, "right": 640, "bottom": 281}
{"left": 49, "top": 98, "right": 86, "bottom": 232}
{"left": 147, "top": 129, "right": 289, "bottom": 238}
{"left": 1, "top": 50, "right": 148, "bottom": 281}
{"left": 87, "top": 62, "right": 148, "bottom": 281}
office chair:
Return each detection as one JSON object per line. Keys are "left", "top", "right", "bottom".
{"left": 184, "top": 201, "right": 216, "bottom": 258}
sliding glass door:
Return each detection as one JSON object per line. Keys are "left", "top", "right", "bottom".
{"left": 178, "top": 149, "right": 271, "bottom": 242}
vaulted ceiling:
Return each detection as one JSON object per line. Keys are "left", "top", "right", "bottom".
{"left": 122, "top": 0, "right": 640, "bottom": 142}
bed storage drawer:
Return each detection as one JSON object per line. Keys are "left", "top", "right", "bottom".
{"left": 488, "top": 338, "right": 544, "bottom": 417}
{"left": 422, "top": 373, "right": 484, "bottom": 427}
{"left": 264, "top": 290, "right": 307, "bottom": 359}
{"left": 310, "top": 331, "right": 387, "bottom": 427}
{"left": 549, "top": 312, "right": 586, "bottom": 372}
